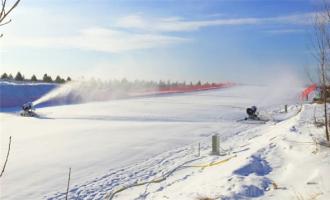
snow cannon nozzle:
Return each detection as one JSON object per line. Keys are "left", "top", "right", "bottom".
{"left": 20, "top": 102, "right": 37, "bottom": 117}
{"left": 22, "top": 102, "right": 34, "bottom": 111}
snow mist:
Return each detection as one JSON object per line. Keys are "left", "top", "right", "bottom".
{"left": 32, "top": 80, "right": 158, "bottom": 106}
{"left": 257, "top": 72, "right": 305, "bottom": 107}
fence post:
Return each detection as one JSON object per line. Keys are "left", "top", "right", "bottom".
{"left": 65, "top": 168, "right": 71, "bottom": 200}
{"left": 211, "top": 134, "right": 220, "bottom": 155}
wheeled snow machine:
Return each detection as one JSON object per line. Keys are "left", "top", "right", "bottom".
{"left": 20, "top": 102, "right": 37, "bottom": 117}
{"left": 237, "top": 106, "right": 269, "bottom": 124}
{"left": 245, "top": 106, "right": 260, "bottom": 120}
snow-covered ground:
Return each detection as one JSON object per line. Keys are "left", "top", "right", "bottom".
{"left": 112, "top": 104, "right": 330, "bottom": 200}
{"left": 1, "top": 85, "right": 329, "bottom": 200}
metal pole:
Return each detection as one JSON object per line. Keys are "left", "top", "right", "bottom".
{"left": 198, "top": 143, "right": 201, "bottom": 157}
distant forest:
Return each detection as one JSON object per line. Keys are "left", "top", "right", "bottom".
{"left": 0, "top": 72, "right": 222, "bottom": 89}
{"left": 0, "top": 72, "right": 71, "bottom": 84}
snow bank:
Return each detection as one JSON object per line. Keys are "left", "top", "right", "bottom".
{"left": 110, "top": 104, "right": 329, "bottom": 200}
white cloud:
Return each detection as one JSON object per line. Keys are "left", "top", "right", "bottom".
{"left": 116, "top": 13, "right": 315, "bottom": 33}
{"left": 1, "top": 27, "right": 189, "bottom": 53}
{"left": 264, "top": 29, "right": 305, "bottom": 35}
{"left": 1, "top": 6, "right": 317, "bottom": 54}
{"left": 117, "top": 15, "right": 260, "bottom": 32}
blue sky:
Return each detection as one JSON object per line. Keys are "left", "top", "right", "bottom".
{"left": 0, "top": 0, "right": 322, "bottom": 83}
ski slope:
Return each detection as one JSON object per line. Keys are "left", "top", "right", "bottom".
{"left": 2, "top": 84, "right": 328, "bottom": 200}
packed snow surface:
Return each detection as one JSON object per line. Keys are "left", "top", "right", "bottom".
{"left": 1, "top": 85, "right": 329, "bottom": 200}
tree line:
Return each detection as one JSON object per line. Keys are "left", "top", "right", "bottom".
{"left": 81, "top": 78, "right": 220, "bottom": 91}
{"left": 0, "top": 72, "right": 223, "bottom": 89}
{"left": 0, "top": 72, "right": 72, "bottom": 84}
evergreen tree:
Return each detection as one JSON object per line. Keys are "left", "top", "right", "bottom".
{"left": 31, "top": 75, "right": 38, "bottom": 82}
{"left": 43, "top": 74, "right": 53, "bottom": 83}
{"left": 158, "top": 80, "right": 165, "bottom": 88}
{"left": 66, "top": 76, "right": 72, "bottom": 82}
{"left": 55, "top": 75, "right": 65, "bottom": 83}
{"left": 1, "top": 73, "right": 8, "bottom": 79}
{"left": 8, "top": 74, "right": 13, "bottom": 80}
{"left": 43, "top": 74, "right": 48, "bottom": 82}
{"left": 14, "top": 72, "right": 24, "bottom": 81}
{"left": 167, "top": 80, "right": 171, "bottom": 87}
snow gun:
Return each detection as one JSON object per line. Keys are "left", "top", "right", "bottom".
{"left": 238, "top": 105, "right": 270, "bottom": 124}
{"left": 20, "top": 102, "right": 37, "bottom": 117}
{"left": 245, "top": 106, "right": 260, "bottom": 120}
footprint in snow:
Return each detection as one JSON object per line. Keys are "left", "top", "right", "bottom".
{"left": 233, "top": 155, "right": 272, "bottom": 176}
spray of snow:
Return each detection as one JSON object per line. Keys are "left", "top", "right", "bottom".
{"left": 258, "top": 72, "right": 304, "bottom": 106}
{"left": 33, "top": 81, "right": 80, "bottom": 106}
{"left": 32, "top": 80, "right": 157, "bottom": 106}
{"left": 32, "top": 71, "right": 305, "bottom": 108}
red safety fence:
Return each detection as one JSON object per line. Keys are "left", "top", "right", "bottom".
{"left": 130, "top": 82, "right": 235, "bottom": 96}
{"left": 157, "top": 82, "right": 235, "bottom": 93}
{"left": 301, "top": 83, "right": 317, "bottom": 100}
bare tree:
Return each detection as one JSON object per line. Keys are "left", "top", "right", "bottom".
{"left": 0, "top": 0, "right": 21, "bottom": 37}
{"left": 0, "top": 0, "right": 20, "bottom": 178}
{"left": 0, "top": 136, "right": 12, "bottom": 178}
{"left": 314, "top": 6, "right": 330, "bottom": 141}
{"left": 65, "top": 168, "right": 71, "bottom": 200}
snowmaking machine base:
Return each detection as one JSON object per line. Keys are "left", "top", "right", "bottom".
{"left": 20, "top": 110, "right": 38, "bottom": 117}
{"left": 237, "top": 118, "right": 269, "bottom": 124}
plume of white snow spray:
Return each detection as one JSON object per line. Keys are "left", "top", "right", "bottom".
{"left": 256, "top": 71, "right": 305, "bottom": 107}
{"left": 33, "top": 80, "right": 156, "bottom": 106}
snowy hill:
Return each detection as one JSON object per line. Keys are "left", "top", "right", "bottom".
{"left": 0, "top": 81, "right": 57, "bottom": 109}
{"left": 1, "top": 85, "right": 329, "bottom": 200}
